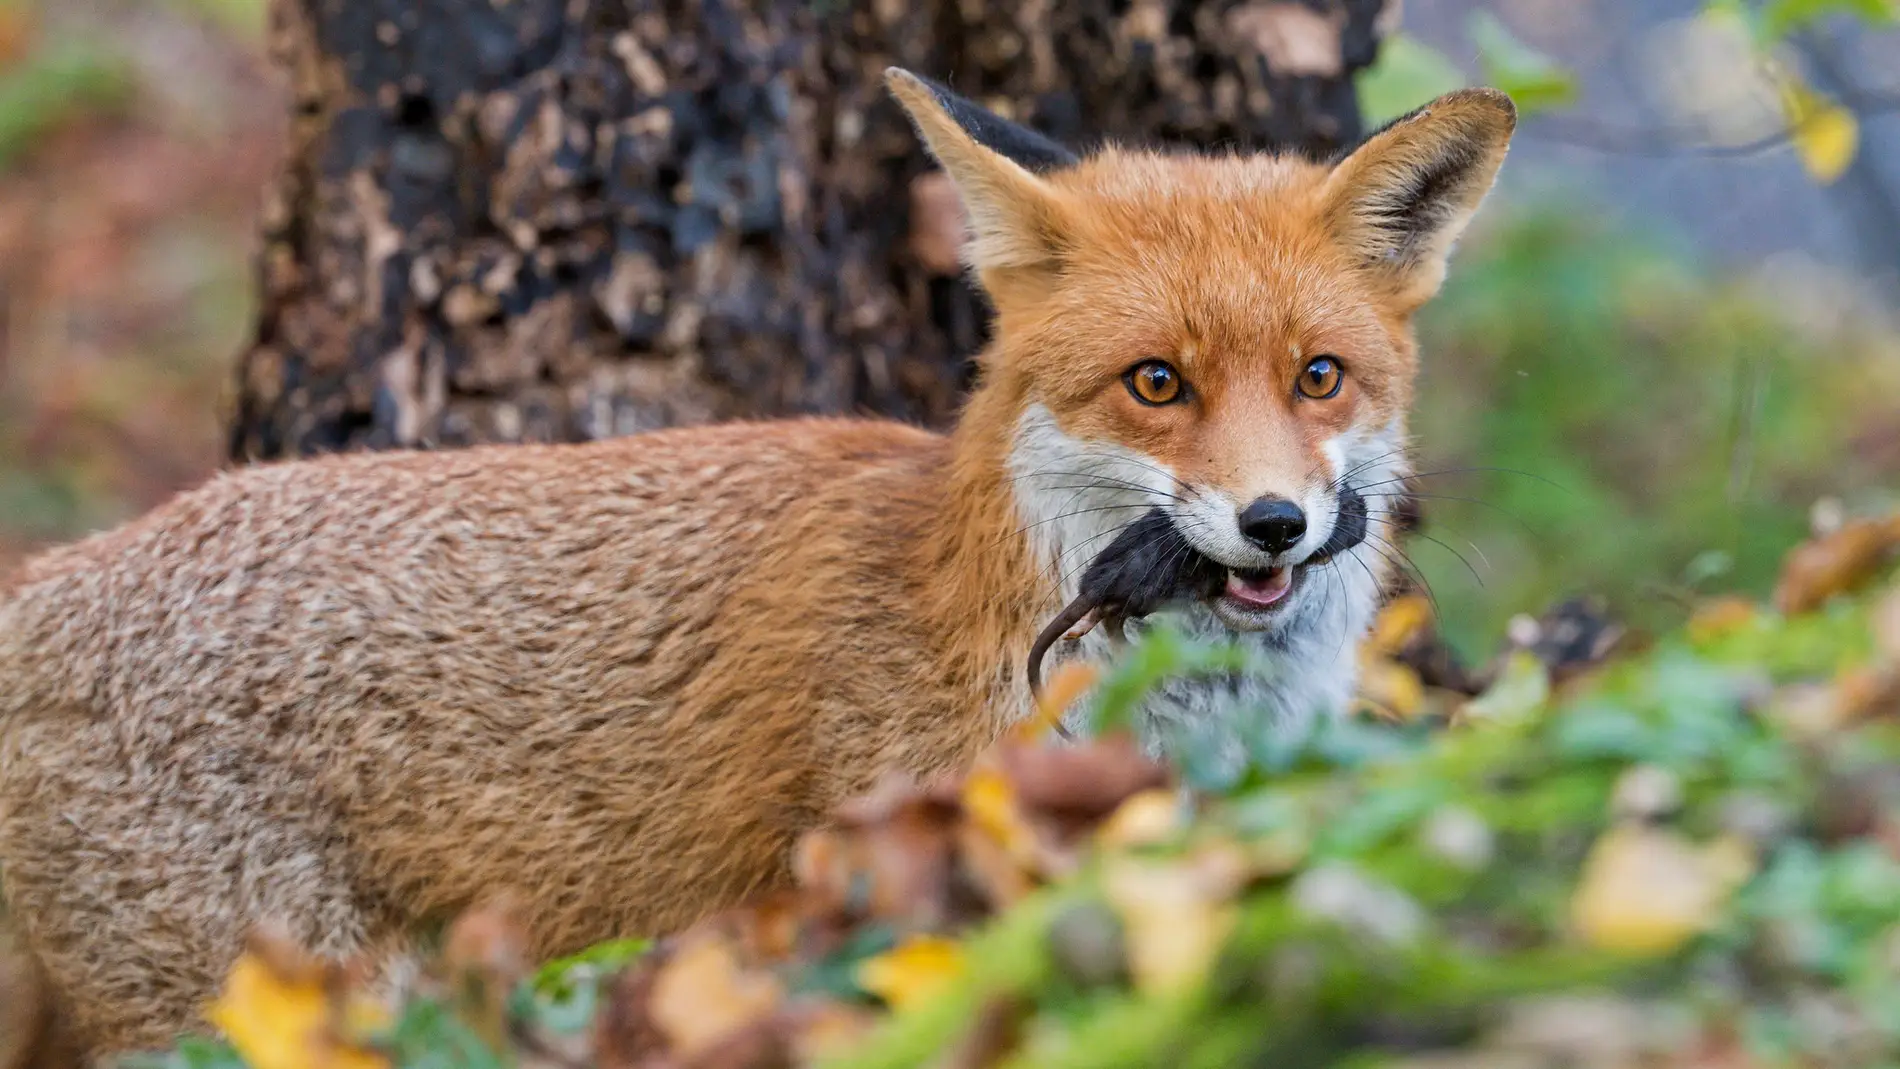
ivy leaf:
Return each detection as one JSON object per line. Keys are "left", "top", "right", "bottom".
{"left": 1356, "top": 33, "right": 1466, "bottom": 127}
{"left": 1468, "top": 12, "right": 1579, "bottom": 115}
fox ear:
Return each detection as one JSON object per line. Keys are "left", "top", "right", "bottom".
{"left": 885, "top": 68, "right": 1076, "bottom": 280}
{"left": 1321, "top": 88, "right": 1517, "bottom": 313}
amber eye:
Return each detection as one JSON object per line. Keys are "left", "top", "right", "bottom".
{"left": 1125, "top": 360, "right": 1185, "bottom": 405}
{"left": 1296, "top": 355, "right": 1344, "bottom": 400}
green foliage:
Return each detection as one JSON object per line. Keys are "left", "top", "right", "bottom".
{"left": 832, "top": 572, "right": 1900, "bottom": 1069}
{"left": 1356, "top": 34, "right": 1465, "bottom": 127}
{"left": 1410, "top": 210, "right": 1898, "bottom": 656}
{"left": 1467, "top": 12, "right": 1579, "bottom": 113}
{"left": 0, "top": 37, "right": 132, "bottom": 170}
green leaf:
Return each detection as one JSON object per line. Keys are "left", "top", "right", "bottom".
{"left": 1467, "top": 12, "right": 1579, "bottom": 115}
{"left": 1759, "top": 0, "right": 1897, "bottom": 41}
{"left": 1355, "top": 33, "right": 1466, "bottom": 127}
{"left": 527, "top": 936, "right": 651, "bottom": 1000}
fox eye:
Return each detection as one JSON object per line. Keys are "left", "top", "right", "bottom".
{"left": 1125, "top": 361, "right": 1185, "bottom": 406}
{"left": 1296, "top": 355, "right": 1344, "bottom": 400}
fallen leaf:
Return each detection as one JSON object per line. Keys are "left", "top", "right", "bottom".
{"left": 646, "top": 931, "right": 783, "bottom": 1058}
{"left": 1368, "top": 594, "right": 1434, "bottom": 655}
{"left": 441, "top": 897, "right": 532, "bottom": 1050}
{"left": 1570, "top": 825, "right": 1754, "bottom": 956}
{"left": 961, "top": 764, "right": 1042, "bottom": 870}
{"left": 1772, "top": 514, "right": 1900, "bottom": 614}
{"left": 997, "top": 734, "right": 1170, "bottom": 820}
{"left": 1289, "top": 860, "right": 1427, "bottom": 946}
{"left": 204, "top": 933, "right": 391, "bottom": 1069}
{"left": 1687, "top": 596, "right": 1759, "bottom": 645}
{"left": 0, "top": 6, "right": 35, "bottom": 72}
{"left": 1874, "top": 584, "right": 1900, "bottom": 659}
{"left": 787, "top": 1002, "right": 880, "bottom": 1064}
{"left": 1103, "top": 846, "right": 1248, "bottom": 993}
{"left": 1357, "top": 651, "right": 1427, "bottom": 722}
{"left": 1457, "top": 650, "right": 1550, "bottom": 726}
{"left": 856, "top": 935, "right": 966, "bottom": 1011}
{"left": 1096, "top": 787, "right": 1184, "bottom": 849}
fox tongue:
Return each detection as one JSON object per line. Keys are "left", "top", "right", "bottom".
{"left": 1225, "top": 567, "right": 1292, "bottom": 608}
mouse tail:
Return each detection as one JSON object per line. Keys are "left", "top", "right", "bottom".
{"left": 1026, "top": 594, "right": 1102, "bottom": 710}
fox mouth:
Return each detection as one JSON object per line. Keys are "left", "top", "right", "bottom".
{"left": 1224, "top": 566, "right": 1295, "bottom": 609}
{"left": 1211, "top": 565, "right": 1302, "bottom": 630}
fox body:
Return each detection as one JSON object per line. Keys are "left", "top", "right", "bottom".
{"left": 0, "top": 70, "right": 1514, "bottom": 1061}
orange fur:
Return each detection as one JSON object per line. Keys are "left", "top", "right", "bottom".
{"left": 0, "top": 71, "right": 1513, "bottom": 1060}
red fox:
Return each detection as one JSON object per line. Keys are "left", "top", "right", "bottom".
{"left": 0, "top": 69, "right": 1514, "bottom": 1061}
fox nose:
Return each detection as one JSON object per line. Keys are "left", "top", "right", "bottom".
{"left": 1238, "top": 497, "right": 1307, "bottom": 554}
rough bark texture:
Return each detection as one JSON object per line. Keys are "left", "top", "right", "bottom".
{"left": 229, "top": 0, "right": 1393, "bottom": 461}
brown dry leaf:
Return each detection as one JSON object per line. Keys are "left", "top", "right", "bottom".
{"left": 441, "top": 897, "right": 533, "bottom": 1050}
{"left": 856, "top": 934, "right": 967, "bottom": 1012}
{"left": 646, "top": 930, "right": 784, "bottom": 1059}
{"left": 1874, "top": 584, "right": 1900, "bottom": 660}
{"left": 787, "top": 1002, "right": 880, "bottom": 1064}
{"left": 0, "top": 5, "right": 34, "bottom": 71}
{"left": 997, "top": 734, "right": 1169, "bottom": 820}
{"left": 203, "top": 930, "right": 391, "bottom": 1069}
{"left": 1103, "top": 844, "right": 1249, "bottom": 994}
{"left": 1570, "top": 825, "right": 1755, "bottom": 957}
{"left": 1227, "top": 2, "right": 1345, "bottom": 77}
{"left": 1772, "top": 515, "right": 1900, "bottom": 615}
{"left": 1771, "top": 665, "right": 1900, "bottom": 736}
{"left": 1834, "top": 664, "right": 1900, "bottom": 724}
{"left": 1687, "top": 596, "right": 1759, "bottom": 645}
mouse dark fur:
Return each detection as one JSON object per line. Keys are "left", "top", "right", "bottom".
{"left": 1024, "top": 488, "right": 1381, "bottom": 705}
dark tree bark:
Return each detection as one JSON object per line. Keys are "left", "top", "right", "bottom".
{"left": 228, "top": 0, "right": 1392, "bottom": 461}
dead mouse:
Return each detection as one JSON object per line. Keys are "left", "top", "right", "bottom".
{"left": 1023, "top": 488, "right": 1382, "bottom": 706}
{"left": 1025, "top": 508, "right": 1225, "bottom": 703}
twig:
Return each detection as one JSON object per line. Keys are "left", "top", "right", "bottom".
{"left": 1518, "top": 85, "right": 1900, "bottom": 158}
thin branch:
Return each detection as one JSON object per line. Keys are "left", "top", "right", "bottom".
{"left": 1518, "top": 85, "right": 1900, "bottom": 158}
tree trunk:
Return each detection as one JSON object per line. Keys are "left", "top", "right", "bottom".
{"left": 227, "top": 0, "right": 1392, "bottom": 462}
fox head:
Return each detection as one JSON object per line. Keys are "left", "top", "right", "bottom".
{"left": 887, "top": 69, "right": 1515, "bottom": 639}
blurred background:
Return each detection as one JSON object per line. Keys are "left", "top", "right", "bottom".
{"left": 0, "top": 0, "right": 1896, "bottom": 658}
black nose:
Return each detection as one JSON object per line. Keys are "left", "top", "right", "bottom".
{"left": 1238, "top": 497, "right": 1307, "bottom": 554}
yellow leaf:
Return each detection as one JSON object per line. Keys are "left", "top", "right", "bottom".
{"left": 1014, "top": 660, "right": 1098, "bottom": 742}
{"left": 648, "top": 932, "right": 783, "bottom": 1057}
{"left": 962, "top": 764, "right": 1040, "bottom": 867}
{"left": 1096, "top": 788, "right": 1184, "bottom": 849}
{"left": 205, "top": 954, "right": 390, "bottom": 1069}
{"left": 1570, "top": 825, "right": 1755, "bottom": 956}
{"left": 1781, "top": 79, "right": 1858, "bottom": 184}
{"left": 1102, "top": 848, "right": 1246, "bottom": 993}
{"left": 856, "top": 935, "right": 966, "bottom": 1011}
{"left": 1368, "top": 594, "right": 1433, "bottom": 655}
{"left": 1356, "top": 651, "right": 1427, "bottom": 723}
